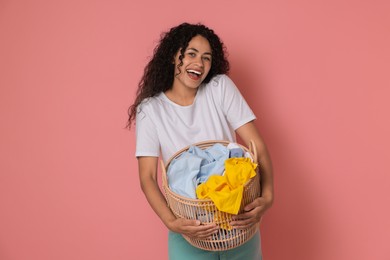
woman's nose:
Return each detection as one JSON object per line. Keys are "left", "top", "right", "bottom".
{"left": 195, "top": 56, "right": 204, "bottom": 67}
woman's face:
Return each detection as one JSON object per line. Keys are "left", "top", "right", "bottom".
{"left": 173, "top": 35, "right": 212, "bottom": 90}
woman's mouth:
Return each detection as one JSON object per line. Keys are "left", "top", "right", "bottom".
{"left": 186, "top": 69, "right": 202, "bottom": 80}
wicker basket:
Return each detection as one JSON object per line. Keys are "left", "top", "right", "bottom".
{"left": 161, "top": 140, "right": 261, "bottom": 251}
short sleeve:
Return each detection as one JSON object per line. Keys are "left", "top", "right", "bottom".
{"left": 135, "top": 104, "right": 160, "bottom": 158}
{"left": 218, "top": 75, "right": 256, "bottom": 130}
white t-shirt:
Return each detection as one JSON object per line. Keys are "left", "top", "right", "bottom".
{"left": 135, "top": 74, "right": 256, "bottom": 163}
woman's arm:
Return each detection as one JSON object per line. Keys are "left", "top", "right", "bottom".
{"left": 230, "top": 121, "right": 274, "bottom": 229}
{"left": 138, "top": 156, "right": 218, "bottom": 238}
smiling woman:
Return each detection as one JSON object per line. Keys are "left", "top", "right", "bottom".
{"left": 127, "top": 23, "right": 274, "bottom": 260}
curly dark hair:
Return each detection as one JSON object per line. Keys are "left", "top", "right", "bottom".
{"left": 127, "top": 22, "right": 230, "bottom": 128}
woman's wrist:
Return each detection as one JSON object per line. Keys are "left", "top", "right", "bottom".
{"left": 163, "top": 215, "right": 178, "bottom": 231}
{"left": 261, "top": 190, "right": 274, "bottom": 209}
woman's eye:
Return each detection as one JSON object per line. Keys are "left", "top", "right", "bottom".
{"left": 187, "top": 53, "right": 196, "bottom": 57}
{"left": 203, "top": 56, "right": 211, "bottom": 61}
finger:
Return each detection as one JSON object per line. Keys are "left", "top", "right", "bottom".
{"left": 244, "top": 202, "right": 256, "bottom": 212}
{"left": 230, "top": 217, "right": 253, "bottom": 227}
{"left": 186, "top": 223, "right": 218, "bottom": 233}
{"left": 232, "top": 216, "right": 260, "bottom": 228}
{"left": 244, "top": 198, "right": 262, "bottom": 211}
{"left": 231, "top": 211, "right": 262, "bottom": 226}
{"left": 186, "top": 225, "right": 219, "bottom": 239}
{"left": 181, "top": 219, "right": 201, "bottom": 226}
{"left": 182, "top": 219, "right": 217, "bottom": 230}
{"left": 232, "top": 210, "right": 254, "bottom": 221}
{"left": 231, "top": 223, "right": 254, "bottom": 230}
{"left": 238, "top": 205, "right": 266, "bottom": 221}
{"left": 194, "top": 228, "right": 219, "bottom": 239}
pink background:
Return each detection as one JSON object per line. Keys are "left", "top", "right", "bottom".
{"left": 1, "top": 0, "right": 389, "bottom": 259}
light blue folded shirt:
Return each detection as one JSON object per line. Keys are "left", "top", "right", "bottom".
{"left": 167, "top": 143, "right": 230, "bottom": 199}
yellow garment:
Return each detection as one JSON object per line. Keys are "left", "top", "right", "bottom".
{"left": 196, "top": 157, "right": 257, "bottom": 215}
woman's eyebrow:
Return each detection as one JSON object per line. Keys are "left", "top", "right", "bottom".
{"left": 187, "top": 48, "right": 212, "bottom": 56}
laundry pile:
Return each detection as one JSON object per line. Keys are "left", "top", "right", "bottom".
{"left": 167, "top": 143, "right": 258, "bottom": 216}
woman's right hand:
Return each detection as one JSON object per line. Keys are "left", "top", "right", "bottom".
{"left": 138, "top": 157, "right": 219, "bottom": 240}
{"left": 167, "top": 218, "right": 219, "bottom": 239}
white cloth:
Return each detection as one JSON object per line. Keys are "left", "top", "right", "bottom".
{"left": 135, "top": 74, "right": 256, "bottom": 163}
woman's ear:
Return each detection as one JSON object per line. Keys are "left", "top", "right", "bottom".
{"left": 172, "top": 48, "right": 182, "bottom": 64}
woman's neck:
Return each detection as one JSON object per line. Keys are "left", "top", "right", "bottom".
{"left": 164, "top": 85, "right": 198, "bottom": 106}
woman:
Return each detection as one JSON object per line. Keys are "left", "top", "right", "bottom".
{"left": 128, "top": 22, "right": 274, "bottom": 260}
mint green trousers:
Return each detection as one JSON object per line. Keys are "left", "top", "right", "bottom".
{"left": 168, "top": 230, "right": 262, "bottom": 260}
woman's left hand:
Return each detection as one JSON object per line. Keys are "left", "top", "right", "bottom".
{"left": 230, "top": 195, "right": 273, "bottom": 229}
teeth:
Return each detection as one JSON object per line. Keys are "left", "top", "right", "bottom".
{"left": 187, "top": 69, "right": 202, "bottom": 75}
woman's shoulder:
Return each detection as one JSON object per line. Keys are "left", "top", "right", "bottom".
{"left": 204, "top": 74, "right": 237, "bottom": 95}
{"left": 140, "top": 93, "right": 165, "bottom": 106}
{"left": 208, "top": 74, "right": 231, "bottom": 85}
{"left": 136, "top": 93, "right": 164, "bottom": 115}
{"left": 206, "top": 74, "right": 237, "bottom": 90}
